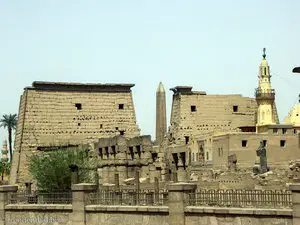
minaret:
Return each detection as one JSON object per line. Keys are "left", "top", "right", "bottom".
{"left": 255, "top": 48, "right": 277, "bottom": 133}
{"left": 156, "top": 82, "right": 167, "bottom": 145}
{"left": 1, "top": 140, "right": 8, "bottom": 163}
{"left": 1, "top": 140, "right": 8, "bottom": 180}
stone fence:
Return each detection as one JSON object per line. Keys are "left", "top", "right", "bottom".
{"left": 0, "top": 183, "right": 299, "bottom": 225}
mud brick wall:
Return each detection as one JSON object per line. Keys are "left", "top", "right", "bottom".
{"left": 10, "top": 82, "right": 140, "bottom": 185}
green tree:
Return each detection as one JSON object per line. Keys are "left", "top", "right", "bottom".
{"left": 0, "top": 160, "right": 10, "bottom": 180}
{"left": 28, "top": 146, "right": 97, "bottom": 192}
{"left": 0, "top": 114, "right": 17, "bottom": 161}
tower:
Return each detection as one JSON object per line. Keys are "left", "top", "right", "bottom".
{"left": 156, "top": 82, "right": 167, "bottom": 145}
{"left": 255, "top": 48, "right": 278, "bottom": 133}
{"left": 1, "top": 140, "right": 8, "bottom": 181}
{"left": 1, "top": 140, "right": 8, "bottom": 163}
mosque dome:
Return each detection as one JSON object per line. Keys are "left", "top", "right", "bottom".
{"left": 284, "top": 101, "right": 300, "bottom": 126}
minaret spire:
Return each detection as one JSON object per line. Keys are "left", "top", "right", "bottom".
{"left": 156, "top": 82, "right": 167, "bottom": 145}
{"left": 255, "top": 48, "right": 278, "bottom": 132}
{"left": 262, "top": 48, "right": 266, "bottom": 59}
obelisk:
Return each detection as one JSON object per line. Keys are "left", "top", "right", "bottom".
{"left": 156, "top": 82, "right": 167, "bottom": 145}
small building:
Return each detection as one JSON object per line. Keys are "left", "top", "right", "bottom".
{"left": 207, "top": 125, "right": 300, "bottom": 169}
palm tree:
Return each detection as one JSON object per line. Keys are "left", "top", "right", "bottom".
{"left": 0, "top": 114, "right": 17, "bottom": 161}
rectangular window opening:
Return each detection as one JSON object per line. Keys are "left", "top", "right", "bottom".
{"left": 233, "top": 105, "right": 238, "bottom": 112}
{"left": 129, "top": 147, "right": 134, "bottom": 160}
{"left": 112, "top": 146, "right": 116, "bottom": 157}
{"left": 75, "top": 103, "right": 82, "bottom": 110}
{"left": 100, "top": 124, "right": 103, "bottom": 129}
{"left": 98, "top": 148, "right": 103, "bottom": 159}
{"left": 136, "top": 145, "right": 141, "bottom": 158}
{"left": 242, "top": 140, "right": 247, "bottom": 147}
{"left": 191, "top": 105, "right": 197, "bottom": 112}
{"left": 273, "top": 128, "right": 278, "bottom": 134}
{"left": 185, "top": 136, "right": 190, "bottom": 145}
{"left": 282, "top": 128, "right": 287, "bottom": 134}
{"left": 280, "top": 140, "right": 286, "bottom": 147}
{"left": 119, "top": 104, "right": 124, "bottom": 110}
{"left": 152, "top": 153, "right": 158, "bottom": 162}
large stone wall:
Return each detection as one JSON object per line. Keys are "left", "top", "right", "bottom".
{"left": 10, "top": 82, "right": 140, "bottom": 185}
{"left": 5, "top": 204, "right": 72, "bottom": 225}
{"left": 169, "top": 87, "right": 257, "bottom": 145}
{"left": 3, "top": 205, "right": 292, "bottom": 225}
{"left": 85, "top": 206, "right": 169, "bottom": 225}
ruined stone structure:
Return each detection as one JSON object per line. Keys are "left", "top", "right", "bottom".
{"left": 165, "top": 86, "right": 257, "bottom": 180}
{"left": 10, "top": 81, "right": 140, "bottom": 185}
{"left": 96, "top": 135, "right": 166, "bottom": 185}
{"left": 155, "top": 82, "right": 167, "bottom": 145}
{"left": 164, "top": 50, "right": 300, "bottom": 190}
{"left": 9, "top": 49, "right": 300, "bottom": 192}
{"left": 169, "top": 86, "right": 257, "bottom": 146}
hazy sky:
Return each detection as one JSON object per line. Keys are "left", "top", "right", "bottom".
{"left": 0, "top": 0, "right": 300, "bottom": 145}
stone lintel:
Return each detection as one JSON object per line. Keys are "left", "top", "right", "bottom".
{"left": 72, "top": 183, "right": 97, "bottom": 192}
{"left": 167, "top": 183, "right": 197, "bottom": 192}
{"left": 5, "top": 204, "right": 72, "bottom": 211}
{"left": 0, "top": 185, "right": 18, "bottom": 192}
{"left": 289, "top": 184, "right": 300, "bottom": 192}
{"left": 85, "top": 205, "right": 169, "bottom": 213}
{"left": 27, "top": 81, "right": 135, "bottom": 93}
{"left": 185, "top": 206, "right": 292, "bottom": 216}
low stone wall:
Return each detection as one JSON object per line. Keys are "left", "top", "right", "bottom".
{"left": 5, "top": 204, "right": 72, "bottom": 225}
{"left": 85, "top": 205, "right": 169, "bottom": 225}
{"left": 185, "top": 207, "right": 292, "bottom": 225}
{"left": 0, "top": 183, "right": 299, "bottom": 225}
{"left": 1, "top": 204, "right": 294, "bottom": 225}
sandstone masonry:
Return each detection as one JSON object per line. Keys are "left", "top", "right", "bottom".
{"left": 10, "top": 81, "right": 140, "bottom": 185}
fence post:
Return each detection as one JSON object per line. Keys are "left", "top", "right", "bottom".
{"left": 0, "top": 185, "right": 18, "bottom": 225}
{"left": 154, "top": 177, "right": 159, "bottom": 204}
{"left": 72, "top": 183, "right": 97, "bottom": 225}
{"left": 167, "top": 183, "right": 196, "bottom": 225}
{"left": 115, "top": 173, "right": 120, "bottom": 190}
{"left": 135, "top": 170, "right": 140, "bottom": 205}
{"left": 289, "top": 184, "right": 300, "bottom": 225}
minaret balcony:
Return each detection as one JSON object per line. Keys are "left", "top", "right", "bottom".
{"left": 255, "top": 88, "right": 275, "bottom": 100}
